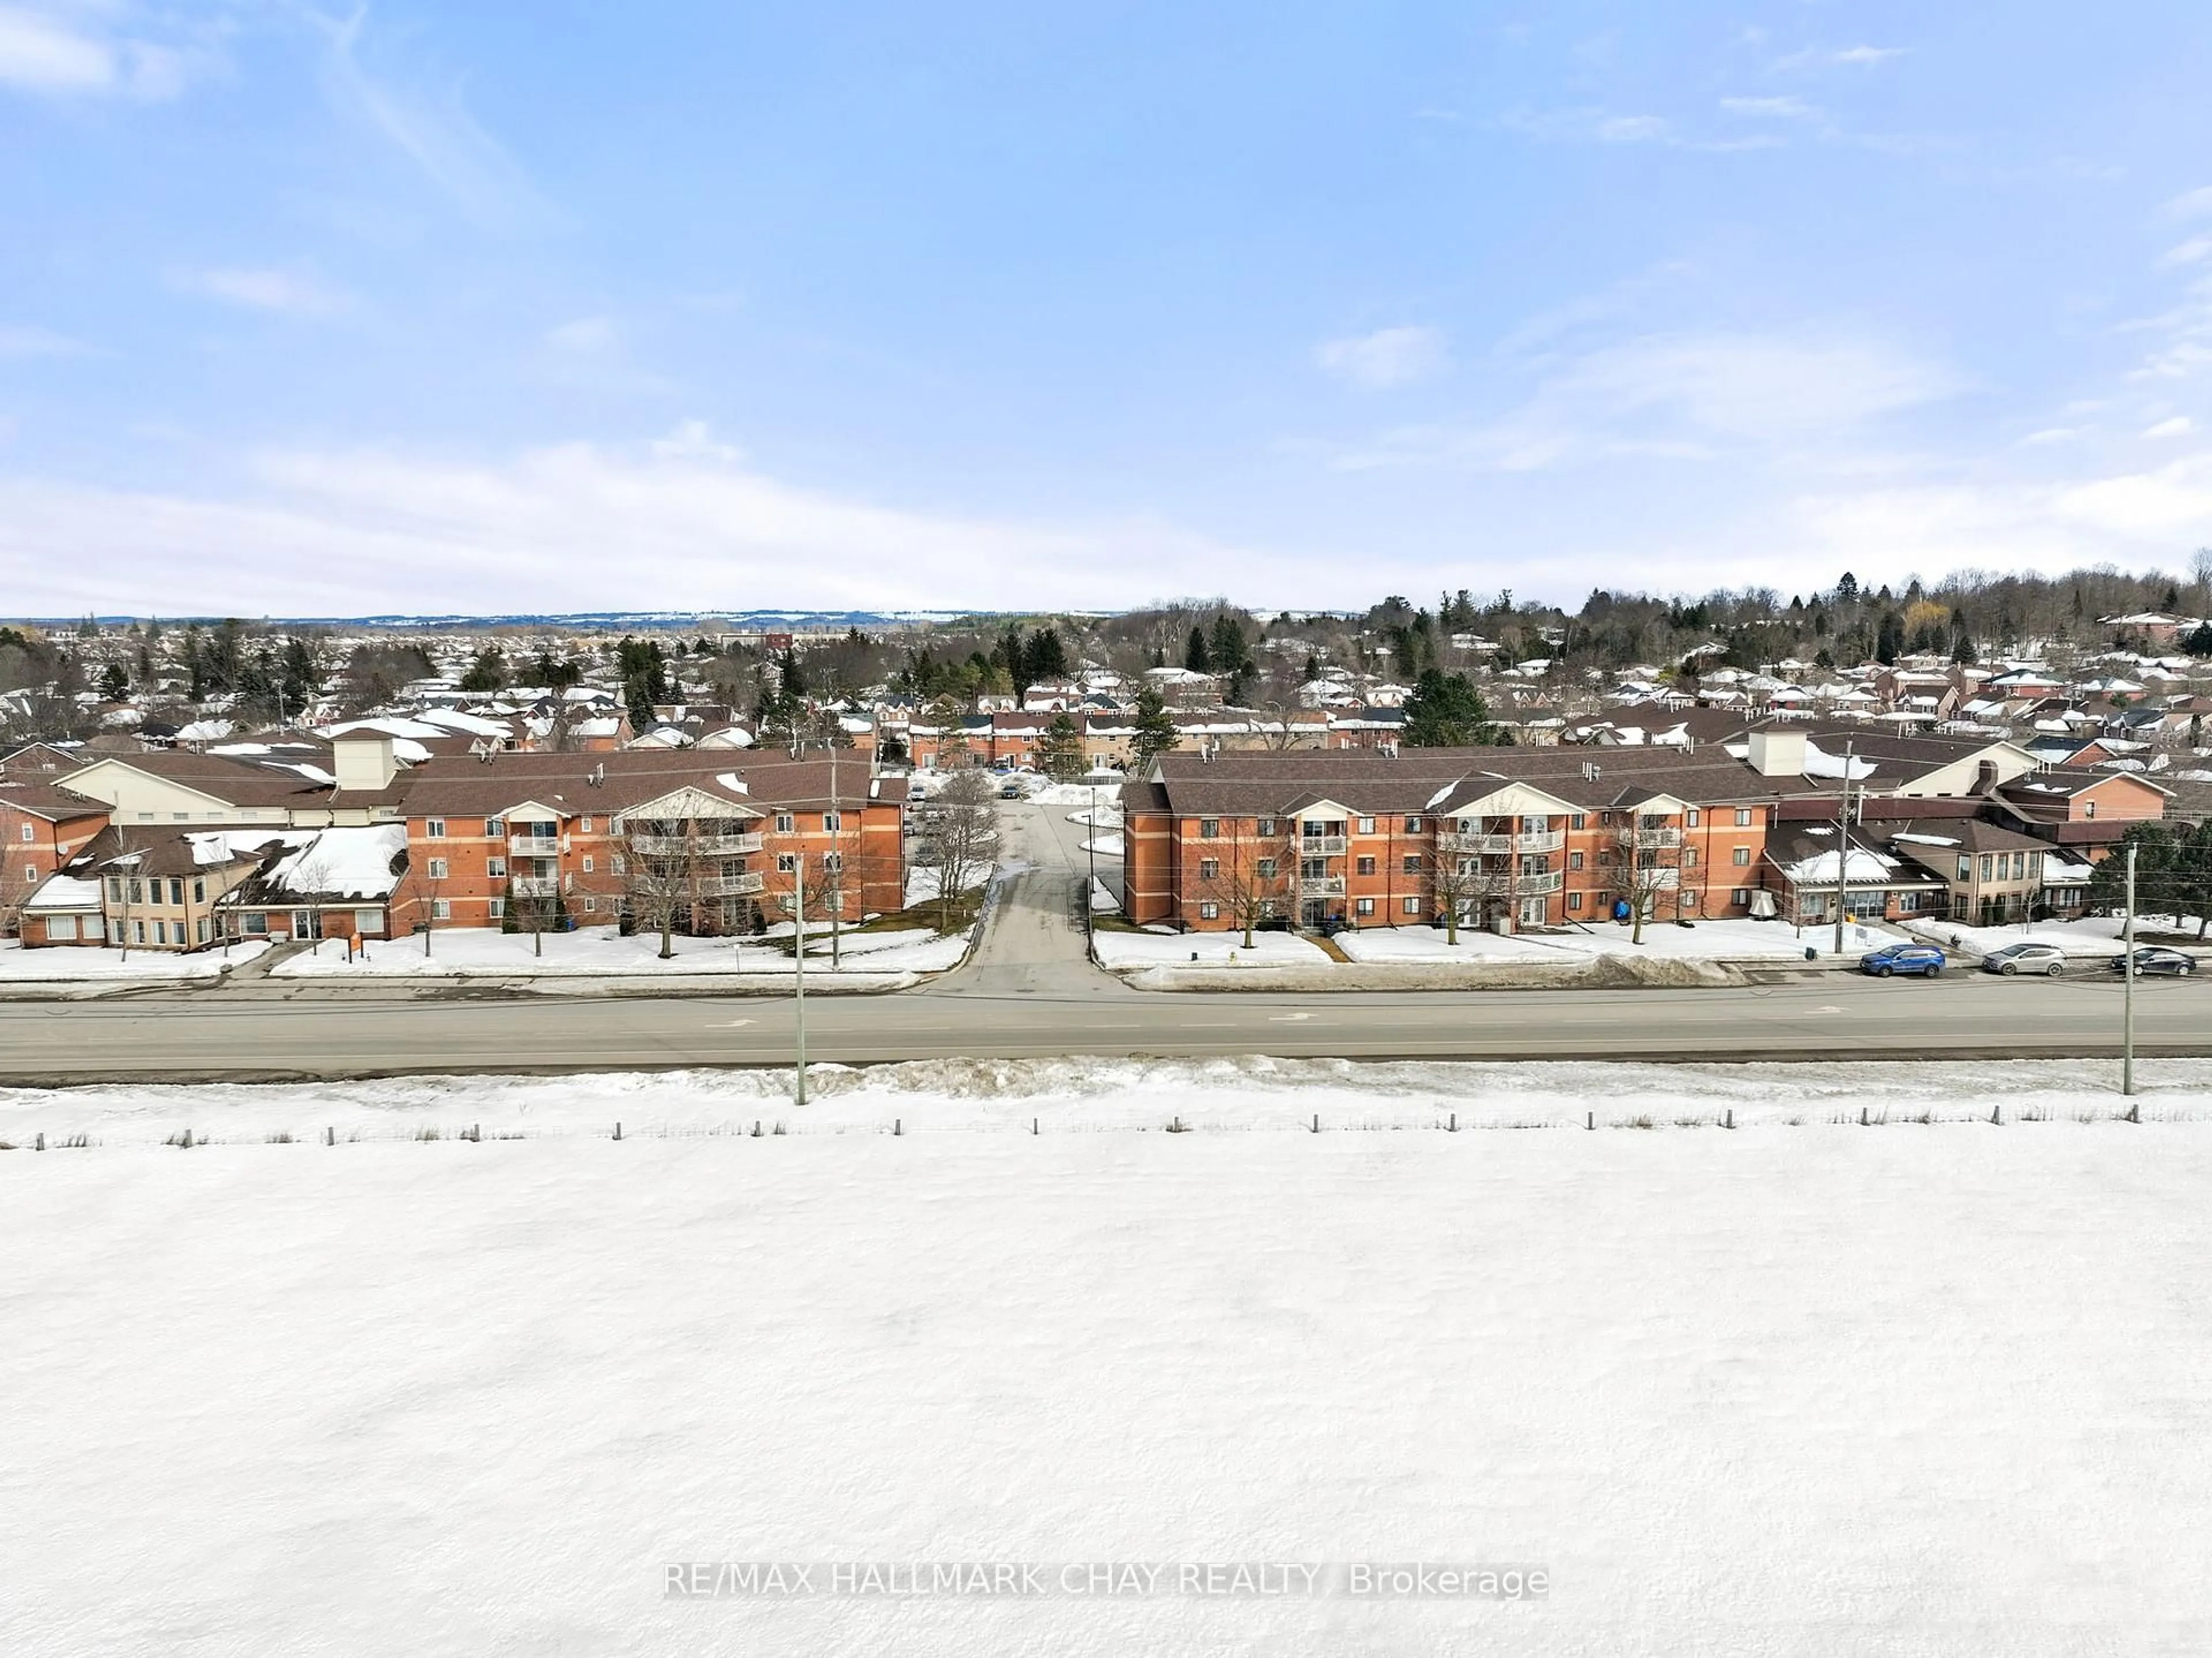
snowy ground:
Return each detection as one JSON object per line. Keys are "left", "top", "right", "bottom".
{"left": 1077, "top": 832, "right": 1126, "bottom": 857}
{"left": 270, "top": 926, "right": 967, "bottom": 979}
{"left": 1904, "top": 913, "right": 2206, "bottom": 959}
{"left": 5, "top": 1061, "right": 2211, "bottom": 1656}
{"left": 0, "top": 940, "right": 268, "bottom": 983}
{"left": 903, "top": 861, "right": 994, "bottom": 908}
{"left": 1093, "top": 929, "right": 1332, "bottom": 970}
{"left": 1336, "top": 917, "right": 1904, "bottom": 966}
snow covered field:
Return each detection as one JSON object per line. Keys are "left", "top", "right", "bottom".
{"left": 269, "top": 925, "right": 968, "bottom": 979}
{"left": 1093, "top": 929, "right": 1331, "bottom": 970}
{"left": 1337, "top": 917, "right": 1902, "bottom": 966}
{"left": 0, "top": 940, "right": 268, "bottom": 983}
{"left": 1904, "top": 912, "right": 2207, "bottom": 959}
{"left": 5, "top": 1061, "right": 2210, "bottom": 1656}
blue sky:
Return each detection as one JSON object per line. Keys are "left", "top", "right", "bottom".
{"left": 4, "top": 1, "right": 2212, "bottom": 616}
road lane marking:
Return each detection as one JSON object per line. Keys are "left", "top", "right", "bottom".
{"left": 1268, "top": 1013, "right": 1319, "bottom": 1022}
{"left": 714, "top": 1019, "right": 756, "bottom": 1028}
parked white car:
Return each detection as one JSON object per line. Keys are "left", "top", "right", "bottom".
{"left": 1980, "top": 942, "right": 2066, "bottom": 978}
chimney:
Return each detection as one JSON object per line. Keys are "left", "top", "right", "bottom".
{"left": 332, "top": 733, "right": 397, "bottom": 793}
{"left": 1744, "top": 729, "right": 1806, "bottom": 778}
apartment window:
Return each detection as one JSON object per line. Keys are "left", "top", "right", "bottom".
{"left": 1568, "top": 892, "right": 1584, "bottom": 912}
{"left": 1199, "top": 818, "right": 1219, "bottom": 839}
{"left": 485, "top": 818, "right": 505, "bottom": 838}
{"left": 1734, "top": 808, "right": 1753, "bottom": 827}
{"left": 1685, "top": 809, "right": 1700, "bottom": 827}
{"left": 16, "top": 823, "right": 29, "bottom": 842}
{"left": 823, "top": 852, "right": 843, "bottom": 874}
{"left": 1199, "top": 900, "right": 1219, "bottom": 920}
{"left": 173, "top": 812, "right": 190, "bottom": 822}
{"left": 486, "top": 857, "right": 507, "bottom": 879}
{"left": 1571, "top": 814, "right": 1586, "bottom": 830}
{"left": 1681, "top": 890, "right": 1700, "bottom": 913}
{"left": 1357, "top": 856, "right": 1377, "bottom": 876}
{"left": 1569, "top": 851, "right": 1584, "bottom": 871}
{"left": 1979, "top": 854, "right": 1993, "bottom": 881}
{"left": 1732, "top": 888, "right": 1751, "bottom": 907}
{"left": 582, "top": 896, "right": 598, "bottom": 913}
{"left": 426, "top": 819, "right": 446, "bottom": 838}
{"left": 168, "top": 878, "right": 184, "bottom": 905}
{"left": 1356, "top": 897, "right": 1375, "bottom": 916}
{"left": 431, "top": 899, "right": 451, "bottom": 921}
{"left": 1199, "top": 858, "right": 1219, "bottom": 880}
{"left": 133, "top": 920, "right": 146, "bottom": 944}
{"left": 138, "top": 812, "right": 154, "bottom": 822}
{"left": 1956, "top": 854, "right": 1971, "bottom": 881}
{"left": 1357, "top": 816, "right": 1376, "bottom": 835}
{"left": 774, "top": 813, "right": 795, "bottom": 834}
{"left": 1683, "top": 849, "right": 1698, "bottom": 868}
{"left": 488, "top": 898, "right": 505, "bottom": 919}
{"left": 1732, "top": 846, "right": 1751, "bottom": 866}
{"left": 196, "top": 918, "right": 210, "bottom": 944}
{"left": 1256, "top": 858, "right": 1278, "bottom": 879}
{"left": 579, "top": 816, "right": 593, "bottom": 833}
{"left": 427, "top": 858, "right": 448, "bottom": 880}
{"left": 153, "top": 921, "right": 167, "bottom": 944}
{"left": 106, "top": 876, "right": 123, "bottom": 902}
{"left": 777, "top": 853, "right": 798, "bottom": 874}
{"left": 1257, "top": 818, "right": 1277, "bottom": 836}
{"left": 128, "top": 879, "right": 142, "bottom": 903}
{"left": 1402, "top": 896, "right": 1421, "bottom": 915}
{"left": 22, "top": 864, "right": 33, "bottom": 885}
{"left": 2014, "top": 852, "right": 2028, "bottom": 879}
{"left": 192, "top": 876, "right": 206, "bottom": 902}
{"left": 1403, "top": 855, "right": 1422, "bottom": 875}
{"left": 611, "top": 816, "right": 626, "bottom": 835}
{"left": 581, "top": 856, "right": 594, "bottom": 874}
{"left": 243, "top": 913, "right": 267, "bottom": 936}
{"left": 2029, "top": 853, "right": 2042, "bottom": 877}
{"left": 819, "top": 812, "right": 839, "bottom": 833}
{"left": 1404, "top": 816, "right": 1423, "bottom": 834}
{"left": 612, "top": 855, "right": 627, "bottom": 875}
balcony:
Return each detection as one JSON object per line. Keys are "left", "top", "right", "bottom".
{"left": 1631, "top": 827, "right": 1683, "bottom": 849}
{"left": 1520, "top": 869, "right": 1566, "bottom": 895}
{"left": 628, "top": 830, "right": 764, "bottom": 856}
{"left": 1298, "top": 835, "right": 1348, "bottom": 856}
{"left": 1437, "top": 828, "right": 1566, "bottom": 855}
{"left": 694, "top": 872, "right": 767, "bottom": 898}
{"left": 1298, "top": 876, "right": 1347, "bottom": 898}
{"left": 511, "top": 877, "right": 560, "bottom": 898}
{"left": 508, "top": 834, "right": 564, "bottom": 858}
{"left": 1516, "top": 829, "right": 1566, "bottom": 854}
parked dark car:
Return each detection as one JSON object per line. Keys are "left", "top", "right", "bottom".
{"left": 997, "top": 783, "right": 1025, "bottom": 800}
{"left": 1859, "top": 942, "right": 1946, "bottom": 978}
{"left": 2109, "top": 946, "right": 2196, "bottom": 977}
{"left": 1981, "top": 942, "right": 2067, "bottom": 978}
{"left": 1317, "top": 917, "right": 1353, "bottom": 938}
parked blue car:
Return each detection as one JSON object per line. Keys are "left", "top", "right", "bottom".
{"left": 1859, "top": 942, "right": 1947, "bottom": 978}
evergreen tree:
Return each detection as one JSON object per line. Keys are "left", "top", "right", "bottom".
{"left": 1024, "top": 626, "right": 1068, "bottom": 684}
{"left": 97, "top": 661, "right": 130, "bottom": 701}
{"left": 1184, "top": 626, "right": 1210, "bottom": 674}
{"left": 1129, "top": 683, "right": 1180, "bottom": 771}
{"left": 459, "top": 646, "right": 508, "bottom": 692}
{"left": 1037, "top": 711, "right": 1085, "bottom": 781}
{"left": 1400, "top": 669, "right": 1505, "bottom": 747}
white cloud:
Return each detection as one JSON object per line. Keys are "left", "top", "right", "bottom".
{"left": 0, "top": 437, "right": 1308, "bottom": 615}
{"left": 1332, "top": 331, "right": 1961, "bottom": 472}
{"left": 2142, "top": 416, "right": 2194, "bottom": 438}
{"left": 0, "top": 3, "right": 209, "bottom": 99}
{"left": 545, "top": 316, "right": 619, "bottom": 355}
{"left": 1313, "top": 325, "right": 1451, "bottom": 391}
{"left": 1719, "top": 96, "right": 1816, "bottom": 119}
{"left": 1593, "top": 114, "right": 1671, "bottom": 143}
{"left": 184, "top": 267, "right": 351, "bottom": 319}
{"left": 0, "top": 322, "right": 85, "bottom": 356}
{"left": 2056, "top": 453, "right": 2212, "bottom": 537}
{"left": 2162, "top": 186, "right": 2212, "bottom": 221}
{"left": 2155, "top": 237, "right": 2212, "bottom": 271}
{"left": 1774, "top": 44, "right": 1907, "bottom": 71}
{"left": 2020, "top": 427, "right": 2084, "bottom": 445}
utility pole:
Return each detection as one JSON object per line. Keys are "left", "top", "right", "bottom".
{"left": 825, "top": 722, "right": 842, "bottom": 969}
{"left": 793, "top": 857, "right": 808, "bottom": 1108}
{"left": 1832, "top": 739, "right": 1855, "bottom": 958}
{"left": 1085, "top": 776, "right": 1098, "bottom": 938}
{"left": 2123, "top": 842, "right": 2138, "bottom": 1097}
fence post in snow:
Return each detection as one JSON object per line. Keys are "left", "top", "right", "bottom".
{"left": 1724, "top": 1108, "right": 1733, "bottom": 1130}
{"left": 1861, "top": 1107, "right": 1869, "bottom": 1127}
{"left": 1032, "top": 1117, "right": 1039, "bottom": 1136}
{"left": 895, "top": 1118, "right": 903, "bottom": 1137}
{"left": 2127, "top": 1103, "right": 2140, "bottom": 1125}
{"left": 1311, "top": 1112, "right": 1320, "bottom": 1134}
{"left": 33, "top": 1132, "right": 43, "bottom": 1152}
{"left": 613, "top": 1121, "right": 623, "bottom": 1142}
{"left": 1586, "top": 1111, "right": 1594, "bottom": 1131}
{"left": 325, "top": 1125, "right": 334, "bottom": 1146}
{"left": 1991, "top": 1105, "right": 2002, "bottom": 1126}
{"left": 1449, "top": 1112, "right": 1456, "bottom": 1133}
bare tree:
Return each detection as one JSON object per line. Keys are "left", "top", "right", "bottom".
{"left": 395, "top": 847, "right": 442, "bottom": 956}
{"left": 622, "top": 819, "right": 700, "bottom": 960}
{"left": 0, "top": 851, "right": 38, "bottom": 943}
{"left": 921, "top": 768, "right": 999, "bottom": 934}
{"left": 1195, "top": 817, "right": 1293, "bottom": 947}
{"left": 1612, "top": 810, "right": 1683, "bottom": 945}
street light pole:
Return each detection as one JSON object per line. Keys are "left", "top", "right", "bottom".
{"left": 793, "top": 856, "right": 808, "bottom": 1108}
{"left": 1831, "top": 740, "right": 1855, "bottom": 959}
{"left": 1085, "top": 777, "right": 1097, "bottom": 938}
{"left": 2123, "top": 842, "right": 2137, "bottom": 1098}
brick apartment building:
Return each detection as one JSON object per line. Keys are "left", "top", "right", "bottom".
{"left": 1120, "top": 723, "right": 2167, "bottom": 934}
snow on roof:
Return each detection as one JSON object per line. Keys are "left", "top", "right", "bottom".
{"left": 189, "top": 829, "right": 310, "bottom": 866}
{"left": 25, "top": 873, "right": 103, "bottom": 911}
{"left": 1892, "top": 832, "right": 1959, "bottom": 847}
{"left": 715, "top": 771, "right": 750, "bottom": 796}
{"left": 257, "top": 826, "right": 407, "bottom": 900}
{"left": 1782, "top": 847, "right": 1898, "bottom": 884}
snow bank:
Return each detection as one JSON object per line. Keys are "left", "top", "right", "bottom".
{"left": 1336, "top": 918, "right": 1900, "bottom": 966}
{"left": 3, "top": 1084, "right": 2209, "bottom": 1656}
{"left": 0, "top": 941, "right": 268, "bottom": 983}
{"left": 271, "top": 927, "right": 966, "bottom": 980}
{"left": 1092, "top": 930, "right": 1331, "bottom": 970}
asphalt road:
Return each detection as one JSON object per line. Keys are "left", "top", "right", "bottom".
{"left": 0, "top": 799, "right": 2200, "bottom": 1082}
